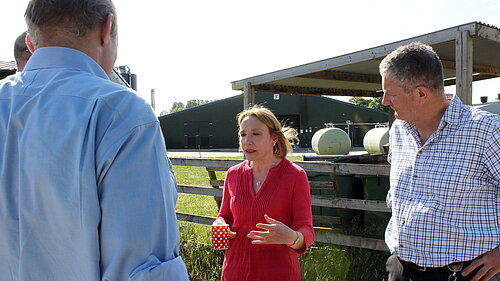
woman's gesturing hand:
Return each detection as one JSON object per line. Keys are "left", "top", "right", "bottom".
{"left": 247, "top": 214, "right": 300, "bottom": 246}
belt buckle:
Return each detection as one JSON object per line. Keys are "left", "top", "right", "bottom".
{"left": 447, "top": 262, "right": 464, "bottom": 272}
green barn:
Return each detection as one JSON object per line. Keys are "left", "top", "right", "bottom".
{"left": 159, "top": 92, "right": 387, "bottom": 149}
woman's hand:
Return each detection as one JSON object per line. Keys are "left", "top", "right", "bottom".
{"left": 228, "top": 229, "right": 237, "bottom": 239}
{"left": 247, "top": 214, "right": 302, "bottom": 248}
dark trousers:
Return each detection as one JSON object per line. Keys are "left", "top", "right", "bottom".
{"left": 386, "top": 254, "right": 475, "bottom": 281}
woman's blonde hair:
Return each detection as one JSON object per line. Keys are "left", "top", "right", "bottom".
{"left": 237, "top": 105, "right": 298, "bottom": 158}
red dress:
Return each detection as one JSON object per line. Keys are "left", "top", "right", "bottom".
{"left": 216, "top": 158, "right": 314, "bottom": 281}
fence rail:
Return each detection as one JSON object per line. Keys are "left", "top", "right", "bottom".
{"left": 171, "top": 157, "right": 391, "bottom": 252}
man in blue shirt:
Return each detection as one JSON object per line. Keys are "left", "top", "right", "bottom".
{"left": 0, "top": 0, "right": 189, "bottom": 280}
{"left": 381, "top": 42, "right": 499, "bottom": 281}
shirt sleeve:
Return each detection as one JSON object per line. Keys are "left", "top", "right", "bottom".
{"left": 484, "top": 125, "right": 500, "bottom": 186}
{"left": 291, "top": 168, "right": 315, "bottom": 254}
{"left": 96, "top": 121, "right": 189, "bottom": 281}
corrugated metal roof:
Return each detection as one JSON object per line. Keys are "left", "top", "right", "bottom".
{"left": 231, "top": 22, "right": 500, "bottom": 102}
{"left": 0, "top": 61, "right": 16, "bottom": 71}
{"left": 473, "top": 101, "right": 500, "bottom": 115}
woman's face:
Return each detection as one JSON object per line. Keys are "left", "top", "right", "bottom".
{"left": 239, "top": 116, "right": 277, "bottom": 161}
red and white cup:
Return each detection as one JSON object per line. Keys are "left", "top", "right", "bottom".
{"left": 211, "top": 221, "right": 229, "bottom": 250}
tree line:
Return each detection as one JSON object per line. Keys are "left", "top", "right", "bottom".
{"left": 348, "top": 97, "right": 390, "bottom": 112}
{"left": 159, "top": 97, "right": 388, "bottom": 116}
{"left": 159, "top": 99, "right": 215, "bottom": 116}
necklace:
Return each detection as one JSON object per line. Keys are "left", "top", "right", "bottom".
{"left": 252, "top": 158, "right": 282, "bottom": 189}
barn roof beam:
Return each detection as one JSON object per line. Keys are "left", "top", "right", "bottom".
{"left": 253, "top": 84, "right": 381, "bottom": 97}
{"left": 441, "top": 59, "right": 500, "bottom": 76}
{"left": 298, "top": 71, "right": 382, "bottom": 84}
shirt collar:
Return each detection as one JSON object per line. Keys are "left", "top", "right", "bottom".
{"left": 440, "top": 95, "right": 463, "bottom": 126}
{"left": 23, "top": 47, "right": 109, "bottom": 80}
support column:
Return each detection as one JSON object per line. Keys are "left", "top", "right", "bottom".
{"left": 243, "top": 82, "right": 255, "bottom": 110}
{"left": 455, "top": 30, "right": 473, "bottom": 105}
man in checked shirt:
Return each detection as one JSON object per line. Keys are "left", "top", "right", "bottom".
{"left": 381, "top": 42, "right": 500, "bottom": 281}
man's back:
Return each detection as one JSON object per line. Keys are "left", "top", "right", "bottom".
{"left": 0, "top": 47, "right": 188, "bottom": 280}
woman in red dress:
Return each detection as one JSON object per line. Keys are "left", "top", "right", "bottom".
{"left": 214, "top": 105, "right": 314, "bottom": 281}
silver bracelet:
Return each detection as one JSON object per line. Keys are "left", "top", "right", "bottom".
{"left": 287, "top": 231, "right": 300, "bottom": 247}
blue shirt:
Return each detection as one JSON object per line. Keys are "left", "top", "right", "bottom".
{"left": 0, "top": 47, "right": 189, "bottom": 281}
{"left": 385, "top": 95, "right": 500, "bottom": 267}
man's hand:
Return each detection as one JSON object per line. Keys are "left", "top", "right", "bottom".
{"left": 461, "top": 247, "right": 500, "bottom": 281}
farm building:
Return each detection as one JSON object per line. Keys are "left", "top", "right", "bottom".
{"left": 232, "top": 22, "right": 500, "bottom": 116}
{"left": 162, "top": 22, "right": 500, "bottom": 151}
{"left": 158, "top": 92, "right": 388, "bottom": 149}
{"left": 473, "top": 94, "right": 500, "bottom": 115}
{"left": 0, "top": 61, "right": 16, "bottom": 79}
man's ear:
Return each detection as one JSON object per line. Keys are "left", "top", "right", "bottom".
{"left": 416, "top": 86, "right": 431, "bottom": 103}
{"left": 101, "top": 14, "right": 114, "bottom": 46}
{"left": 25, "top": 33, "right": 35, "bottom": 53}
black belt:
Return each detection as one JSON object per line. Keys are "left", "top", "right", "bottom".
{"left": 398, "top": 258, "right": 473, "bottom": 273}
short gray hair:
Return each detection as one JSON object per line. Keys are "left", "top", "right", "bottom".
{"left": 25, "top": 0, "right": 117, "bottom": 47}
{"left": 379, "top": 42, "right": 444, "bottom": 93}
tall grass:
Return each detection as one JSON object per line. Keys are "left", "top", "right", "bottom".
{"left": 173, "top": 156, "right": 388, "bottom": 281}
{"left": 179, "top": 221, "right": 224, "bottom": 281}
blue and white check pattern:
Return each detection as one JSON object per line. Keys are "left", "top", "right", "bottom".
{"left": 385, "top": 95, "right": 500, "bottom": 267}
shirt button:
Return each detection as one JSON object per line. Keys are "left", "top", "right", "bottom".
{"left": 401, "top": 221, "right": 405, "bottom": 225}
{"left": 413, "top": 174, "right": 417, "bottom": 178}
{"left": 408, "top": 197, "right": 413, "bottom": 201}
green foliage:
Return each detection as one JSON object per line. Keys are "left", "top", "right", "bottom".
{"left": 168, "top": 99, "right": 215, "bottom": 114}
{"left": 170, "top": 102, "right": 185, "bottom": 113}
{"left": 349, "top": 96, "right": 390, "bottom": 112}
{"left": 368, "top": 97, "right": 390, "bottom": 112}
{"left": 349, "top": 97, "right": 371, "bottom": 107}
{"left": 186, "top": 99, "right": 213, "bottom": 109}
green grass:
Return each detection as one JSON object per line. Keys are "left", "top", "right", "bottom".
{"left": 178, "top": 221, "right": 225, "bottom": 281}
{"left": 300, "top": 244, "right": 350, "bottom": 281}
{"left": 174, "top": 165, "right": 227, "bottom": 187}
{"left": 173, "top": 156, "right": 389, "bottom": 281}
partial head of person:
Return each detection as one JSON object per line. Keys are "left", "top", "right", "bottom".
{"left": 237, "top": 105, "right": 298, "bottom": 160}
{"left": 14, "top": 31, "right": 31, "bottom": 72}
{"left": 379, "top": 42, "right": 446, "bottom": 122}
{"left": 24, "top": 0, "right": 118, "bottom": 75}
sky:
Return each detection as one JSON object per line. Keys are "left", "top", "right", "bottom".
{"left": 3, "top": 0, "right": 500, "bottom": 115}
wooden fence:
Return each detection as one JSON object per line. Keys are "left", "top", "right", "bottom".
{"left": 171, "top": 157, "right": 391, "bottom": 252}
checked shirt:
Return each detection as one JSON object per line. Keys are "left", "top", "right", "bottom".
{"left": 385, "top": 95, "right": 500, "bottom": 267}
